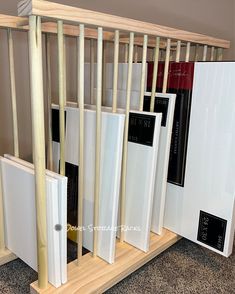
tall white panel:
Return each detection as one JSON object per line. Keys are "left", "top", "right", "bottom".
{"left": 4, "top": 155, "right": 68, "bottom": 284}
{"left": 146, "top": 93, "right": 176, "bottom": 235}
{"left": 123, "top": 111, "right": 162, "bottom": 251}
{"left": 164, "top": 62, "right": 235, "bottom": 257}
{"left": 1, "top": 157, "right": 62, "bottom": 287}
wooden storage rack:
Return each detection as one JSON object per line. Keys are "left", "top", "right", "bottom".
{"left": 0, "top": 0, "right": 230, "bottom": 293}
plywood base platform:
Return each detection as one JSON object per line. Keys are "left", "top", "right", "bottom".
{"left": 0, "top": 248, "right": 17, "bottom": 266}
{"left": 31, "top": 229, "right": 180, "bottom": 294}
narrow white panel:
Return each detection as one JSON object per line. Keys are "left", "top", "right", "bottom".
{"left": 4, "top": 155, "right": 68, "bottom": 284}
{"left": 164, "top": 62, "right": 235, "bottom": 257}
{"left": 145, "top": 93, "right": 176, "bottom": 235}
{"left": 1, "top": 157, "right": 62, "bottom": 287}
{"left": 52, "top": 106, "right": 125, "bottom": 263}
{"left": 124, "top": 111, "right": 162, "bottom": 251}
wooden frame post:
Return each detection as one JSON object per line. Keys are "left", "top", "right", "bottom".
{"left": 28, "top": 15, "right": 48, "bottom": 289}
{"left": 210, "top": 46, "right": 215, "bottom": 61}
{"left": 45, "top": 34, "right": 53, "bottom": 171}
{"left": 150, "top": 37, "right": 160, "bottom": 112}
{"left": 93, "top": 27, "right": 103, "bottom": 257}
{"left": 77, "top": 24, "right": 85, "bottom": 263}
{"left": 203, "top": 45, "right": 208, "bottom": 61}
{"left": 194, "top": 44, "right": 199, "bottom": 62}
{"left": 175, "top": 40, "right": 181, "bottom": 62}
{"left": 217, "top": 48, "right": 223, "bottom": 61}
{"left": 185, "top": 41, "right": 191, "bottom": 62}
{"left": 90, "top": 39, "right": 95, "bottom": 105}
{"left": 7, "top": 28, "right": 19, "bottom": 157}
{"left": 139, "top": 34, "right": 148, "bottom": 111}
{"left": 112, "top": 30, "right": 119, "bottom": 113}
{"left": 124, "top": 43, "right": 128, "bottom": 63}
{"left": 120, "top": 32, "right": 134, "bottom": 242}
{"left": 162, "top": 38, "right": 171, "bottom": 94}
{"left": 57, "top": 20, "right": 65, "bottom": 176}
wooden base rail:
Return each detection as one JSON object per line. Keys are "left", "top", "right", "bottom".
{"left": 30, "top": 229, "right": 181, "bottom": 294}
{"left": 0, "top": 249, "right": 17, "bottom": 266}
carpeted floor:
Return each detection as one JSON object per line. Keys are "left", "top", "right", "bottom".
{"left": 0, "top": 238, "right": 234, "bottom": 294}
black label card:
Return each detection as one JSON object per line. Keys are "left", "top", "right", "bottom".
{"left": 128, "top": 113, "right": 155, "bottom": 146}
{"left": 167, "top": 89, "right": 192, "bottom": 187}
{"left": 197, "top": 211, "right": 227, "bottom": 252}
{"left": 65, "top": 162, "right": 78, "bottom": 227}
{"left": 143, "top": 96, "right": 169, "bottom": 127}
{"left": 52, "top": 109, "right": 67, "bottom": 143}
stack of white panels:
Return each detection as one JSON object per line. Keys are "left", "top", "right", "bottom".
{"left": 1, "top": 156, "right": 67, "bottom": 287}
{"left": 92, "top": 88, "right": 176, "bottom": 236}
{"left": 165, "top": 62, "right": 235, "bottom": 257}
{"left": 52, "top": 106, "right": 125, "bottom": 263}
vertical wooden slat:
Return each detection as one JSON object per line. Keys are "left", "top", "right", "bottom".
{"left": 124, "top": 43, "right": 128, "bottom": 63}
{"left": 185, "top": 41, "right": 191, "bottom": 62}
{"left": 112, "top": 30, "right": 119, "bottom": 113}
{"left": 203, "top": 45, "right": 208, "bottom": 61}
{"left": 64, "top": 37, "right": 67, "bottom": 103}
{"left": 93, "top": 27, "right": 103, "bottom": 257}
{"left": 217, "top": 48, "right": 223, "bottom": 61}
{"left": 0, "top": 163, "right": 5, "bottom": 251}
{"left": 77, "top": 24, "right": 85, "bottom": 264}
{"left": 90, "top": 39, "right": 95, "bottom": 104}
{"left": 150, "top": 37, "right": 160, "bottom": 112}
{"left": 120, "top": 32, "right": 134, "bottom": 243}
{"left": 57, "top": 20, "right": 65, "bottom": 176}
{"left": 102, "top": 41, "right": 106, "bottom": 105}
{"left": 45, "top": 34, "right": 53, "bottom": 171}
{"left": 28, "top": 15, "right": 48, "bottom": 289}
{"left": 194, "top": 44, "right": 200, "bottom": 62}
{"left": 210, "top": 46, "right": 215, "bottom": 61}
{"left": 139, "top": 34, "right": 148, "bottom": 111}
{"left": 134, "top": 45, "right": 138, "bottom": 63}
{"left": 175, "top": 40, "right": 181, "bottom": 62}
{"left": 7, "top": 29, "right": 19, "bottom": 158}
{"left": 162, "top": 38, "right": 171, "bottom": 94}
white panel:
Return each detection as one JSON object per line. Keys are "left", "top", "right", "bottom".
{"left": 4, "top": 155, "right": 68, "bottom": 284}
{"left": 164, "top": 62, "right": 235, "bottom": 257}
{"left": 124, "top": 111, "right": 162, "bottom": 251}
{"left": 1, "top": 157, "right": 62, "bottom": 287}
{"left": 84, "top": 63, "right": 146, "bottom": 104}
{"left": 147, "top": 93, "right": 176, "bottom": 235}
{"left": 53, "top": 106, "right": 125, "bottom": 263}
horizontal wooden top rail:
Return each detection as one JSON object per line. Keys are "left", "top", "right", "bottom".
{"left": 0, "top": 14, "right": 28, "bottom": 29}
{"left": 18, "top": 0, "right": 230, "bottom": 48}
{"left": 0, "top": 14, "right": 191, "bottom": 49}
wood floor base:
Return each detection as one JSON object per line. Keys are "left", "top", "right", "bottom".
{"left": 31, "top": 229, "right": 180, "bottom": 294}
{"left": 0, "top": 248, "right": 17, "bottom": 266}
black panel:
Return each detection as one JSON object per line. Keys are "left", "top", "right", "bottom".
{"left": 65, "top": 162, "right": 78, "bottom": 227}
{"left": 52, "top": 109, "right": 66, "bottom": 143}
{"left": 167, "top": 89, "right": 192, "bottom": 187}
{"left": 128, "top": 113, "right": 156, "bottom": 146}
{"left": 143, "top": 96, "right": 169, "bottom": 127}
{"left": 197, "top": 211, "right": 227, "bottom": 252}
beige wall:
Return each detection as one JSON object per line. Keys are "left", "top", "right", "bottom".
{"left": 0, "top": 0, "right": 234, "bottom": 158}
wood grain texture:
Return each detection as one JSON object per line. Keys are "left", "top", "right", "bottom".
{"left": 0, "top": 249, "right": 17, "bottom": 266}
{"left": 18, "top": 0, "right": 230, "bottom": 48}
{"left": 30, "top": 229, "right": 180, "bottom": 294}
{"left": 28, "top": 15, "right": 48, "bottom": 289}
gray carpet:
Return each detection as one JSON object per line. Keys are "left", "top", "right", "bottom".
{"left": 0, "top": 238, "right": 234, "bottom": 294}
